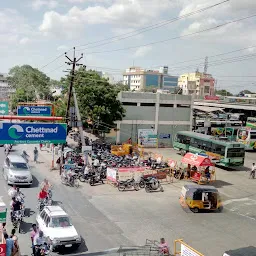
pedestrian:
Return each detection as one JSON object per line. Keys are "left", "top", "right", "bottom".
{"left": 4, "top": 233, "right": 14, "bottom": 256}
{"left": 249, "top": 163, "right": 256, "bottom": 179}
{"left": 12, "top": 235, "right": 20, "bottom": 256}
{"left": 10, "top": 228, "right": 16, "bottom": 238}
{"left": 39, "top": 144, "right": 43, "bottom": 151}
{"left": 159, "top": 238, "right": 170, "bottom": 255}
{"left": 34, "top": 147, "right": 39, "bottom": 163}
{"left": 31, "top": 224, "right": 38, "bottom": 255}
{"left": 0, "top": 223, "right": 7, "bottom": 236}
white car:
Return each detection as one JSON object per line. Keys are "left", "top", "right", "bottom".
{"left": 36, "top": 206, "right": 81, "bottom": 251}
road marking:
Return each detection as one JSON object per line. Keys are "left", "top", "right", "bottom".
{"left": 223, "top": 197, "right": 255, "bottom": 206}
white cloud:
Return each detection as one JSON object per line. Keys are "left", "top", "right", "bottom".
{"left": 57, "top": 45, "right": 69, "bottom": 51}
{"left": 32, "top": 0, "right": 58, "bottom": 10}
{"left": 39, "top": 0, "right": 174, "bottom": 38}
{"left": 0, "top": 9, "right": 32, "bottom": 47}
{"left": 134, "top": 46, "right": 152, "bottom": 57}
{"left": 19, "top": 37, "right": 30, "bottom": 45}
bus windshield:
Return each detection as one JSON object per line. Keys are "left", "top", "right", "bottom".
{"left": 226, "top": 148, "right": 245, "bottom": 158}
{"left": 250, "top": 132, "right": 256, "bottom": 140}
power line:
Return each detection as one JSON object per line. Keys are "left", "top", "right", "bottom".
{"left": 75, "top": 0, "right": 229, "bottom": 51}
{"left": 77, "top": 13, "right": 256, "bottom": 55}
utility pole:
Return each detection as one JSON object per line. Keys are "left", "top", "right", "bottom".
{"left": 60, "top": 47, "right": 83, "bottom": 175}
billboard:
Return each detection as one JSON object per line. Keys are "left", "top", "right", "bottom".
{"left": 0, "top": 101, "right": 8, "bottom": 115}
{"left": 17, "top": 105, "right": 52, "bottom": 116}
{"left": 138, "top": 129, "right": 157, "bottom": 147}
{"left": 0, "top": 122, "right": 67, "bottom": 144}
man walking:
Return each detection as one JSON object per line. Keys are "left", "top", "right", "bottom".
{"left": 34, "top": 147, "right": 39, "bottom": 163}
{"left": 250, "top": 163, "right": 256, "bottom": 179}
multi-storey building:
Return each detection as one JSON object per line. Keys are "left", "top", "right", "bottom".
{"left": 178, "top": 72, "right": 215, "bottom": 97}
{"left": 123, "top": 66, "right": 178, "bottom": 92}
{"left": 0, "top": 73, "right": 13, "bottom": 99}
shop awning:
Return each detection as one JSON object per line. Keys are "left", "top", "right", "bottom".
{"left": 181, "top": 153, "right": 214, "bottom": 167}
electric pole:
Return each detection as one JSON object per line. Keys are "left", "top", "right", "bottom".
{"left": 60, "top": 47, "right": 83, "bottom": 175}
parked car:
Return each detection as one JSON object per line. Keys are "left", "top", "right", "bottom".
{"left": 2, "top": 154, "right": 33, "bottom": 186}
{"left": 36, "top": 206, "right": 81, "bottom": 251}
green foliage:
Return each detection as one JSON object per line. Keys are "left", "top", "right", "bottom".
{"left": 114, "top": 82, "right": 130, "bottom": 92}
{"left": 8, "top": 65, "right": 51, "bottom": 109}
{"left": 55, "top": 98, "right": 67, "bottom": 118}
{"left": 61, "top": 68, "right": 125, "bottom": 131}
{"left": 215, "top": 89, "right": 233, "bottom": 96}
{"left": 142, "top": 86, "right": 158, "bottom": 92}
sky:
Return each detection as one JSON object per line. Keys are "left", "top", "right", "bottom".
{"left": 1, "top": 0, "right": 256, "bottom": 93}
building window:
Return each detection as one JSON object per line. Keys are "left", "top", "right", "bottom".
{"left": 177, "top": 104, "right": 190, "bottom": 108}
{"left": 122, "top": 102, "right": 137, "bottom": 106}
{"left": 141, "top": 103, "right": 155, "bottom": 107}
{"left": 160, "top": 104, "right": 174, "bottom": 107}
{"left": 204, "top": 86, "right": 210, "bottom": 93}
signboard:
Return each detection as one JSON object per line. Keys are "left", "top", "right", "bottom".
{"left": 0, "top": 244, "right": 6, "bottom": 256}
{"left": 0, "top": 201, "right": 7, "bottom": 223}
{"left": 17, "top": 105, "right": 52, "bottom": 116}
{"left": 0, "top": 101, "right": 8, "bottom": 115}
{"left": 204, "top": 95, "right": 220, "bottom": 100}
{"left": 159, "top": 133, "right": 171, "bottom": 139}
{"left": 181, "top": 244, "right": 202, "bottom": 256}
{"left": 138, "top": 129, "right": 157, "bottom": 147}
{"left": 0, "top": 122, "right": 67, "bottom": 144}
{"left": 107, "top": 168, "right": 117, "bottom": 182}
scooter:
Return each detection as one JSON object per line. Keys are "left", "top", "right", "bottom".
{"left": 89, "top": 174, "right": 104, "bottom": 186}
{"left": 144, "top": 177, "right": 164, "bottom": 193}
{"left": 118, "top": 178, "right": 139, "bottom": 191}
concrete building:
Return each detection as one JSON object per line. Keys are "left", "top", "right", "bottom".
{"left": 123, "top": 66, "right": 178, "bottom": 92}
{"left": 116, "top": 91, "right": 193, "bottom": 147}
{"left": 0, "top": 73, "right": 13, "bottom": 99}
{"left": 178, "top": 72, "right": 215, "bottom": 97}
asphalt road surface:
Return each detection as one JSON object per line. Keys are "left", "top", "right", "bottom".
{"left": 0, "top": 146, "right": 132, "bottom": 256}
{"left": 1, "top": 145, "right": 256, "bottom": 256}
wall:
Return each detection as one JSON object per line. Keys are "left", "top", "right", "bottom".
{"left": 122, "top": 105, "right": 156, "bottom": 121}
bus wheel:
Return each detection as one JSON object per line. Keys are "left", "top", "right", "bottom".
{"left": 180, "top": 150, "right": 186, "bottom": 156}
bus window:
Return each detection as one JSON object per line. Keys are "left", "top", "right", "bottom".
{"left": 250, "top": 132, "right": 256, "bottom": 140}
{"left": 226, "top": 148, "right": 245, "bottom": 158}
{"left": 212, "top": 144, "right": 225, "bottom": 156}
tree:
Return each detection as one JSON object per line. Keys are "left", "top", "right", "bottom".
{"left": 114, "top": 82, "right": 129, "bottom": 92}
{"left": 61, "top": 68, "right": 125, "bottom": 132}
{"left": 142, "top": 86, "right": 158, "bottom": 92}
{"left": 8, "top": 65, "right": 51, "bottom": 109}
{"left": 215, "top": 89, "right": 233, "bottom": 96}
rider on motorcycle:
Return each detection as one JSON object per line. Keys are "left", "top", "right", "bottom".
{"left": 38, "top": 188, "right": 48, "bottom": 201}
{"left": 8, "top": 185, "right": 18, "bottom": 198}
{"left": 10, "top": 197, "right": 22, "bottom": 222}
{"left": 40, "top": 179, "right": 52, "bottom": 192}
{"left": 34, "top": 231, "right": 49, "bottom": 256}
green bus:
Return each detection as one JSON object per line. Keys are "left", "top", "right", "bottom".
{"left": 173, "top": 131, "right": 245, "bottom": 167}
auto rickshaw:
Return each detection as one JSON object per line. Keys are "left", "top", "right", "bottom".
{"left": 179, "top": 184, "right": 223, "bottom": 213}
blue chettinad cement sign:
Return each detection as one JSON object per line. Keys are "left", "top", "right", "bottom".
{"left": 0, "top": 122, "right": 67, "bottom": 144}
{"left": 17, "top": 106, "right": 52, "bottom": 116}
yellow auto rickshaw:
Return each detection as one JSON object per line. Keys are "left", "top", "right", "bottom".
{"left": 179, "top": 184, "right": 223, "bottom": 213}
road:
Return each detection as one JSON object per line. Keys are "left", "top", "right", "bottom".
{"left": 0, "top": 146, "right": 132, "bottom": 256}
{"left": 1, "top": 145, "right": 256, "bottom": 255}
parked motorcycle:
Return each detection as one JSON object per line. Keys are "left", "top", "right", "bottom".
{"left": 145, "top": 177, "right": 164, "bottom": 193}
{"left": 89, "top": 174, "right": 104, "bottom": 186}
{"left": 61, "top": 172, "right": 79, "bottom": 188}
{"left": 12, "top": 210, "right": 22, "bottom": 233}
{"left": 118, "top": 178, "right": 140, "bottom": 191}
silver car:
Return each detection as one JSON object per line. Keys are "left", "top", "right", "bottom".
{"left": 3, "top": 155, "right": 33, "bottom": 186}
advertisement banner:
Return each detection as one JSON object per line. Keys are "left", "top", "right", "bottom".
{"left": 17, "top": 106, "right": 52, "bottom": 116}
{"left": 138, "top": 129, "right": 157, "bottom": 147}
{"left": 107, "top": 168, "right": 117, "bottom": 182}
{"left": 118, "top": 167, "right": 144, "bottom": 181}
{"left": 0, "top": 244, "right": 6, "bottom": 256}
{"left": 0, "top": 201, "right": 6, "bottom": 223}
{"left": 0, "top": 101, "right": 8, "bottom": 115}
{"left": 0, "top": 122, "right": 67, "bottom": 144}
{"left": 181, "top": 244, "right": 202, "bottom": 256}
